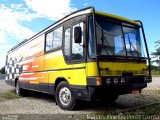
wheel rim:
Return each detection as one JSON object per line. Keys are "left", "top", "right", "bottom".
{"left": 59, "top": 87, "right": 71, "bottom": 106}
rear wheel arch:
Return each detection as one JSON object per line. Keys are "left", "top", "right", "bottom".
{"left": 15, "top": 78, "right": 26, "bottom": 96}
{"left": 15, "top": 78, "right": 19, "bottom": 87}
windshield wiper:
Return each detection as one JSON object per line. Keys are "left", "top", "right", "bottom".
{"left": 127, "top": 34, "right": 140, "bottom": 58}
{"left": 101, "top": 28, "right": 115, "bottom": 56}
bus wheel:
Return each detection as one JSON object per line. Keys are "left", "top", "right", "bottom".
{"left": 15, "top": 81, "right": 24, "bottom": 96}
{"left": 55, "top": 81, "right": 76, "bottom": 110}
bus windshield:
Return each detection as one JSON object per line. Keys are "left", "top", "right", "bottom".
{"left": 89, "top": 15, "right": 145, "bottom": 58}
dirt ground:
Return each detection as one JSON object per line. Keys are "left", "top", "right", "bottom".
{"left": 144, "top": 77, "right": 160, "bottom": 90}
{"left": 0, "top": 80, "right": 13, "bottom": 94}
{"left": 0, "top": 77, "right": 160, "bottom": 119}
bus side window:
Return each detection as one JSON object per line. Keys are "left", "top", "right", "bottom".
{"left": 46, "top": 31, "right": 53, "bottom": 52}
{"left": 64, "top": 28, "right": 71, "bottom": 62}
{"left": 72, "top": 22, "right": 84, "bottom": 61}
{"left": 53, "top": 27, "right": 63, "bottom": 50}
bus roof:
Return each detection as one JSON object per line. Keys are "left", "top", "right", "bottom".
{"left": 8, "top": 6, "right": 139, "bottom": 53}
{"left": 95, "top": 11, "right": 138, "bottom": 25}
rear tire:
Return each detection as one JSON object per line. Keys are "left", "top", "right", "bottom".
{"left": 55, "top": 81, "right": 76, "bottom": 110}
{"left": 15, "top": 81, "right": 25, "bottom": 96}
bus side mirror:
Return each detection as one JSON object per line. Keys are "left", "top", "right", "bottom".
{"left": 74, "top": 27, "right": 82, "bottom": 43}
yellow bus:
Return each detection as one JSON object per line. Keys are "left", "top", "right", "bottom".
{"left": 5, "top": 6, "right": 152, "bottom": 110}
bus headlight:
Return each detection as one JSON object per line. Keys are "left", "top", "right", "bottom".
{"left": 106, "top": 78, "right": 111, "bottom": 85}
{"left": 113, "top": 78, "right": 119, "bottom": 84}
{"left": 121, "top": 77, "right": 126, "bottom": 84}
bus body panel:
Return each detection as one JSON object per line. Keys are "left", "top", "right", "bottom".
{"left": 86, "top": 62, "right": 147, "bottom": 77}
{"left": 31, "top": 56, "right": 44, "bottom": 72}
{"left": 6, "top": 34, "right": 44, "bottom": 86}
{"left": 45, "top": 50, "right": 87, "bottom": 86}
{"left": 99, "top": 62, "right": 147, "bottom": 76}
{"left": 86, "top": 62, "right": 99, "bottom": 77}
{"left": 44, "top": 51, "right": 71, "bottom": 70}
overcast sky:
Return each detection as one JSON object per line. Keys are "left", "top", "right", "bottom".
{"left": 0, "top": 0, "right": 160, "bottom": 68}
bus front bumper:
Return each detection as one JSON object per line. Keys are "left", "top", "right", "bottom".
{"left": 71, "top": 76, "right": 150, "bottom": 101}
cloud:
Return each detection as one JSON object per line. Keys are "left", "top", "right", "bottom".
{"left": 0, "top": 0, "right": 76, "bottom": 44}
{"left": 0, "top": 0, "right": 76, "bottom": 68}
{"left": 0, "top": 4, "right": 36, "bottom": 68}
{"left": 0, "top": 4, "right": 36, "bottom": 43}
{"left": 0, "top": 44, "right": 13, "bottom": 68}
{"left": 24, "top": 0, "right": 76, "bottom": 20}
{"left": 0, "top": 0, "right": 76, "bottom": 43}
{"left": 83, "top": 3, "right": 89, "bottom": 6}
{"left": 0, "top": 45, "right": 12, "bottom": 51}
{"left": 0, "top": 31, "right": 7, "bottom": 43}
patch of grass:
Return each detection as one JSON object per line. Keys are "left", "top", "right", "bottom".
{"left": 121, "top": 103, "right": 160, "bottom": 120}
{"left": 151, "top": 70, "right": 160, "bottom": 76}
{"left": 0, "top": 90, "right": 20, "bottom": 101}
{"left": 99, "top": 93, "right": 160, "bottom": 120}
{"left": 119, "top": 90, "right": 160, "bottom": 120}
{"left": 102, "top": 103, "right": 160, "bottom": 120}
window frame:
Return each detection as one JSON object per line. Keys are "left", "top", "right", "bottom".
{"left": 88, "top": 14, "right": 143, "bottom": 59}
{"left": 53, "top": 26, "right": 63, "bottom": 51}
{"left": 88, "top": 15, "right": 96, "bottom": 59}
{"left": 62, "top": 15, "right": 87, "bottom": 64}
{"left": 45, "top": 30, "right": 54, "bottom": 52}
{"left": 71, "top": 21, "right": 85, "bottom": 63}
{"left": 63, "top": 27, "right": 71, "bottom": 63}
{"left": 45, "top": 25, "right": 63, "bottom": 54}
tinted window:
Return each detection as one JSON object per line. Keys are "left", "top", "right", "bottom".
{"left": 46, "top": 31, "right": 53, "bottom": 52}
{"left": 46, "top": 26, "right": 62, "bottom": 52}
{"left": 53, "top": 27, "right": 63, "bottom": 50}
{"left": 123, "top": 26, "right": 141, "bottom": 57}
{"left": 88, "top": 16, "right": 96, "bottom": 58}
{"left": 95, "top": 15, "right": 142, "bottom": 57}
{"left": 96, "top": 19, "right": 125, "bottom": 56}
{"left": 72, "top": 22, "right": 84, "bottom": 61}
{"left": 64, "top": 28, "right": 71, "bottom": 62}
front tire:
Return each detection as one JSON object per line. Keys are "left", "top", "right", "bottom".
{"left": 55, "top": 81, "right": 76, "bottom": 110}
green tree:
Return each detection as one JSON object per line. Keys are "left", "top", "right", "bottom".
{"left": 151, "top": 40, "right": 160, "bottom": 67}
{"left": 0, "top": 66, "right": 5, "bottom": 74}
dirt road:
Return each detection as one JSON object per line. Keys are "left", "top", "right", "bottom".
{"left": 0, "top": 77, "right": 159, "bottom": 115}
{"left": 0, "top": 80, "right": 13, "bottom": 94}
{"left": 144, "top": 77, "right": 160, "bottom": 90}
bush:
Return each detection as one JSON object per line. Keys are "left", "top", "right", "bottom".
{"left": 0, "top": 66, "right": 5, "bottom": 74}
